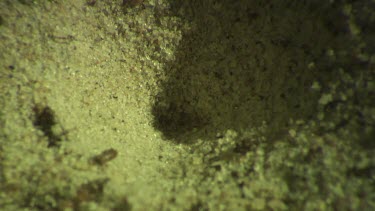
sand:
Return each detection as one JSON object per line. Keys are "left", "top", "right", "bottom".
{"left": 0, "top": 0, "right": 374, "bottom": 210}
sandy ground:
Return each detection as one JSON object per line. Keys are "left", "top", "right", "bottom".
{"left": 0, "top": 0, "right": 374, "bottom": 210}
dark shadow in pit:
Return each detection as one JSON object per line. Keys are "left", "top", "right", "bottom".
{"left": 151, "top": 0, "right": 344, "bottom": 143}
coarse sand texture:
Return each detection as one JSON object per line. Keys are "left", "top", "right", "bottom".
{"left": 0, "top": 0, "right": 374, "bottom": 210}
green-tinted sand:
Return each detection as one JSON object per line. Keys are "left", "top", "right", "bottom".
{"left": 0, "top": 0, "right": 374, "bottom": 210}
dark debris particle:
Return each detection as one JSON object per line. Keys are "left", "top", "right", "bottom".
{"left": 55, "top": 178, "right": 110, "bottom": 210}
{"left": 32, "top": 105, "right": 63, "bottom": 147}
{"left": 113, "top": 196, "right": 132, "bottom": 211}
{"left": 123, "top": 0, "right": 144, "bottom": 7}
{"left": 90, "top": 148, "right": 118, "bottom": 165}
{"left": 233, "top": 138, "right": 254, "bottom": 155}
{"left": 75, "top": 178, "right": 109, "bottom": 204}
{"left": 86, "top": 0, "right": 96, "bottom": 6}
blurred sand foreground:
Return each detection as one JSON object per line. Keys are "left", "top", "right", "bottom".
{"left": 0, "top": 0, "right": 374, "bottom": 210}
